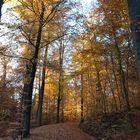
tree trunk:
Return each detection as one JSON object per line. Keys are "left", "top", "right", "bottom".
{"left": 113, "top": 32, "right": 131, "bottom": 111}
{"left": 35, "top": 65, "right": 41, "bottom": 121}
{"left": 105, "top": 57, "right": 118, "bottom": 112}
{"left": 0, "top": 60, "right": 7, "bottom": 112}
{"left": 0, "top": 0, "right": 4, "bottom": 21}
{"left": 113, "top": 32, "right": 134, "bottom": 129}
{"left": 56, "top": 91, "right": 61, "bottom": 123}
{"left": 110, "top": 53, "right": 122, "bottom": 111}
{"left": 80, "top": 74, "right": 84, "bottom": 123}
{"left": 95, "top": 64, "right": 106, "bottom": 113}
{"left": 22, "top": 6, "right": 44, "bottom": 138}
{"left": 57, "top": 40, "right": 64, "bottom": 123}
{"left": 36, "top": 47, "right": 48, "bottom": 127}
{"left": 127, "top": 0, "right": 140, "bottom": 80}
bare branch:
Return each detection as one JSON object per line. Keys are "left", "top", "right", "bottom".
{"left": 0, "top": 52, "right": 31, "bottom": 61}
{"left": 43, "top": 0, "right": 66, "bottom": 26}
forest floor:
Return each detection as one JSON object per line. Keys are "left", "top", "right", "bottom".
{"left": 1, "top": 108, "right": 140, "bottom": 140}
{"left": 0, "top": 122, "right": 96, "bottom": 140}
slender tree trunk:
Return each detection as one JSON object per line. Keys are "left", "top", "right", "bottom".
{"left": 87, "top": 72, "right": 97, "bottom": 114}
{"left": 127, "top": 0, "right": 140, "bottom": 80}
{"left": 60, "top": 76, "right": 64, "bottom": 122}
{"left": 57, "top": 41, "right": 64, "bottom": 123}
{"left": 0, "top": 0, "right": 3, "bottom": 21}
{"left": 110, "top": 53, "right": 122, "bottom": 110}
{"left": 95, "top": 64, "right": 106, "bottom": 113}
{"left": 36, "top": 47, "right": 48, "bottom": 127}
{"left": 113, "top": 33, "right": 131, "bottom": 111}
{"left": 102, "top": 80, "right": 109, "bottom": 113}
{"left": 113, "top": 32, "right": 134, "bottom": 129}
{"left": 80, "top": 74, "right": 84, "bottom": 123}
{"left": 0, "top": 60, "right": 7, "bottom": 113}
{"left": 105, "top": 56, "right": 118, "bottom": 112}
{"left": 35, "top": 66, "right": 41, "bottom": 121}
{"left": 90, "top": 34, "right": 106, "bottom": 113}
{"left": 22, "top": 6, "right": 44, "bottom": 138}
{"left": 57, "top": 88, "right": 61, "bottom": 123}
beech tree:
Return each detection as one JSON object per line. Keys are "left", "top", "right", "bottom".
{"left": 127, "top": 0, "right": 140, "bottom": 80}
{"left": 16, "top": 0, "right": 68, "bottom": 137}
{"left": 57, "top": 39, "right": 65, "bottom": 123}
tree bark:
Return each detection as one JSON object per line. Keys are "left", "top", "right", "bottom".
{"left": 57, "top": 40, "right": 64, "bottom": 123}
{"left": 113, "top": 31, "right": 134, "bottom": 129}
{"left": 113, "top": 32, "right": 131, "bottom": 111}
{"left": 22, "top": 5, "right": 44, "bottom": 138}
{"left": 0, "top": 0, "right": 4, "bottom": 21}
{"left": 36, "top": 47, "right": 48, "bottom": 127}
{"left": 105, "top": 57, "right": 118, "bottom": 112}
{"left": 127, "top": 0, "right": 140, "bottom": 80}
{"left": 95, "top": 63, "right": 106, "bottom": 113}
{"left": 80, "top": 74, "right": 84, "bottom": 123}
{"left": 110, "top": 53, "right": 122, "bottom": 111}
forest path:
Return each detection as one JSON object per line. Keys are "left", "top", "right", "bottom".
{"left": 24, "top": 122, "right": 95, "bottom": 140}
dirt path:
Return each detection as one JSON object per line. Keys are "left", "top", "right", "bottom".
{"left": 24, "top": 122, "right": 95, "bottom": 140}
{"left": 0, "top": 122, "right": 95, "bottom": 140}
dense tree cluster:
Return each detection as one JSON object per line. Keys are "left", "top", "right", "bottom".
{"left": 0, "top": 0, "right": 139, "bottom": 139}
